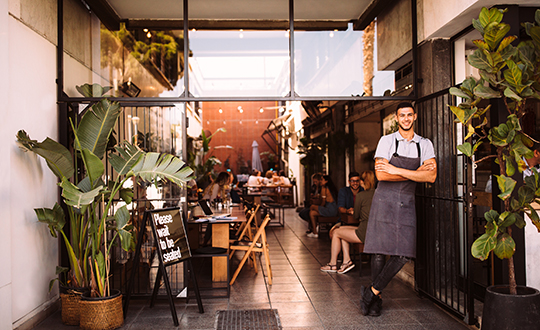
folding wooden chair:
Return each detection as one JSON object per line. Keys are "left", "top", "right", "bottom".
{"left": 233, "top": 203, "right": 260, "bottom": 241}
{"left": 229, "top": 214, "right": 272, "bottom": 286}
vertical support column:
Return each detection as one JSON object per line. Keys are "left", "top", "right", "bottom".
{"left": 183, "top": 0, "right": 189, "bottom": 96}
{"left": 411, "top": 0, "right": 418, "bottom": 99}
{"left": 289, "top": 0, "right": 295, "bottom": 99}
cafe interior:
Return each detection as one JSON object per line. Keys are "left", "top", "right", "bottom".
{"left": 26, "top": 0, "right": 520, "bottom": 329}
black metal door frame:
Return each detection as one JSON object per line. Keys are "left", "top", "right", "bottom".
{"left": 415, "top": 89, "right": 476, "bottom": 325}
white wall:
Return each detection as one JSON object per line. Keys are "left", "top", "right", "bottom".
{"left": 1, "top": 1, "right": 13, "bottom": 329}
{"left": 8, "top": 15, "right": 59, "bottom": 328}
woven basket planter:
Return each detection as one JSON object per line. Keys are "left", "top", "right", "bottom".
{"left": 59, "top": 286, "right": 86, "bottom": 326}
{"left": 79, "top": 290, "right": 124, "bottom": 330}
{"left": 60, "top": 291, "right": 82, "bottom": 325}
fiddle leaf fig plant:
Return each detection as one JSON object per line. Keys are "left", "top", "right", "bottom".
{"left": 449, "top": 7, "right": 540, "bottom": 295}
{"left": 17, "top": 83, "right": 193, "bottom": 297}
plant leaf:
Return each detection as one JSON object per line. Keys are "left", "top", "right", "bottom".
{"left": 504, "top": 87, "right": 523, "bottom": 101}
{"left": 471, "top": 233, "right": 497, "bottom": 261}
{"left": 493, "top": 233, "right": 515, "bottom": 259}
{"left": 109, "top": 142, "right": 144, "bottom": 175}
{"left": 497, "top": 35, "right": 517, "bottom": 53}
{"left": 80, "top": 149, "right": 104, "bottom": 188}
{"left": 115, "top": 206, "right": 133, "bottom": 251}
{"left": 468, "top": 49, "right": 493, "bottom": 71}
{"left": 457, "top": 143, "right": 472, "bottom": 157}
{"left": 16, "top": 130, "right": 74, "bottom": 179}
{"left": 499, "top": 212, "right": 517, "bottom": 228}
{"left": 474, "top": 84, "right": 501, "bottom": 99}
{"left": 526, "top": 204, "right": 540, "bottom": 232}
{"left": 76, "top": 99, "right": 122, "bottom": 160}
{"left": 449, "top": 87, "right": 471, "bottom": 100}
{"left": 59, "top": 178, "right": 103, "bottom": 210}
{"left": 503, "top": 60, "right": 523, "bottom": 90}
{"left": 484, "top": 22, "right": 511, "bottom": 51}
{"left": 449, "top": 105, "right": 477, "bottom": 125}
{"left": 479, "top": 7, "right": 504, "bottom": 27}
{"left": 34, "top": 203, "right": 66, "bottom": 237}
{"left": 495, "top": 175, "right": 516, "bottom": 200}
{"left": 132, "top": 152, "right": 194, "bottom": 186}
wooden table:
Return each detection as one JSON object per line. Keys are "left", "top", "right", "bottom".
{"left": 188, "top": 207, "right": 246, "bottom": 282}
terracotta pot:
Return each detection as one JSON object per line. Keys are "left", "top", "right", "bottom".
{"left": 481, "top": 285, "right": 540, "bottom": 330}
{"left": 79, "top": 289, "right": 124, "bottom": 330}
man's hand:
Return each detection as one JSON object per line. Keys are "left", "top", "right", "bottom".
{"left": 347, "top": 208, "right": 354, "bottom": 215}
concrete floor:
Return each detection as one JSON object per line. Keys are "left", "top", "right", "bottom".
{"left": 34, "top": 208, "right": 475, "bottom": 329}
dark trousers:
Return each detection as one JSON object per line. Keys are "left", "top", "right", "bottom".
{"left": 371, "top": 254, "right": 410, "bottom": 292}
{"left": 298, "top": 207, "right": 312, "bottom": 230}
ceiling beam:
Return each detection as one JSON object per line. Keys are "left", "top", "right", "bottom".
{"left": 84, "top": 0, "right": 121, "bottom": 30}
{"left": 125, "top": 19, "right": 350, "bottom": 31}
{"left": 352, "top": 0, "right": 394, "bottom": 30}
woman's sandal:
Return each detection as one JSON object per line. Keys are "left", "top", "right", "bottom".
{"left": 338, "top": 260, "right": 355, "bottom": 274}
{"left": 320, "top": 263, "right": 338, "bottom": 273}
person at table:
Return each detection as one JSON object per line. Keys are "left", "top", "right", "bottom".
{"left": 299, "top": 173, "right": 322, "bottom": 233}
{"left": 263, "top": 170, "right": 274, "bottom": 185}
{"left": 201, "top": 171, "right": 231, "bottom": 245}
{"left": 203, "top": 171, "right": 230, "bottom": 203}
{"left": 307, "top": 175, "right": 338, "bottom": 238}
{"left": 278, "top": 170, "right": 291, "bottom": 185}
{"left": 320, "top": 170, "right": 375, "bottom": 273}
{"left": 247, "top": 169, "right": 263, "bottom": 187}
{"left": 330, "top": 171, "right": 363, "bottom": 236}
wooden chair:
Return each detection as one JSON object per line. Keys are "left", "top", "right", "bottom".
{"left": 232, "top": 204, "right": 260, "bottom": 242}
{"left": 229, "top": 214, "right": 272, "bottom": 286}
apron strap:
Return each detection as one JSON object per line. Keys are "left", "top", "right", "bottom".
{"left": 392, "top": 139, "right": 422, "bottom": 158}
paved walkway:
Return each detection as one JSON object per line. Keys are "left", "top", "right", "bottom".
{"left": 35, "top": 208, "right": 474, "bottom": 329}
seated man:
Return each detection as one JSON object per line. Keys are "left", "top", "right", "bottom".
{"left": 320, "top": 171, "right": 375, "bottom": 274}
{"left": 337, "top": 171, "right": 363, "bottom": 222}
{"left": 299, "top": 173, "right": 322, "bottom": 233}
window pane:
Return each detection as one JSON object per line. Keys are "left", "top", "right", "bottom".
{"left": 188, "top": 30, "right": 290, "bottom": 97}
{"left": 294, "top": 22, "right": 396, "bottom": 97}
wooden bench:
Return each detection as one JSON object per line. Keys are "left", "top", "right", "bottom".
{"left": 315, "top": 215, "right": 340, "bottom": 235}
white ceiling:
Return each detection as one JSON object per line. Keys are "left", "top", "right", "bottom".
{"left": 107, "top": 0, "right": 373, "bottom": 21}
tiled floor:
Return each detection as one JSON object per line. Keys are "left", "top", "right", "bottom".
{"left": 35, "top": 209, "right": 474, "bottom": 329}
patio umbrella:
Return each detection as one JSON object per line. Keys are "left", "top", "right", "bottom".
{"left": 251, "top": 140, "right": 263, "bottom": 172}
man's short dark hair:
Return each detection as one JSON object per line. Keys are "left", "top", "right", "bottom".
{"left": 348, "top": 171, "right": 360, "bottom": 180}
{"left": 396, "top": 102, "right": 415, "bottom": 114}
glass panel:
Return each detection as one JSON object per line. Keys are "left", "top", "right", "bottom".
{"left": 64, "top": 17, "right": 186, "bottom": 98}
{"left": 294, "top": 22, "right": 396, "bottom": 97}
{"left": 188, "top": 30, "right": 290, "bottom": 97}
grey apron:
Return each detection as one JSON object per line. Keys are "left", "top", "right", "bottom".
{"left": 363, "top": 140, "right": 421, "bottom": 258}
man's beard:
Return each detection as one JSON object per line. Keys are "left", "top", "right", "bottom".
{"left": 399, "top": 123, "right": 413, "bottom": 131}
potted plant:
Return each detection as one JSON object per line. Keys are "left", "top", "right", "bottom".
{"left": 17, "top": 84, "right": 193, "bottom": 329}
{"left": 449, "top": 7, "right": 540, "bottom": 329}
{"left": 260, "top": 151, "right": 277, "bottom": 170}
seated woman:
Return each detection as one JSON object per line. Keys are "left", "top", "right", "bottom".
{"left": 320, "top": 170, "right": 375, "bottom": 273}
{"left": 307, "top": 175, "right": 339, "bottom": 238}
{"left": 202, "top": 171, "right": 230, "bottom": 203}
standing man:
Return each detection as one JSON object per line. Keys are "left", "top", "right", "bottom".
{"left": 361, "top": 102, "right": 437, "bottom": 317}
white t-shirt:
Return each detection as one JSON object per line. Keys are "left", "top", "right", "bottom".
{"left": 374, "top": 131, "right": 435, "bottom": 164}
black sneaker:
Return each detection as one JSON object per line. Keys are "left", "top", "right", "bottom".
{"left": 360, "top": 285, "right": 376, "bottom": 316}
{"left": 368, "top": 295, "right": 382, "bottom": 317}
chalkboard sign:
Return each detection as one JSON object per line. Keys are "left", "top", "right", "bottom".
{"left": 124, "top": 207, "right": 203, "bottom": 325}
{"left": 148, "top": 207, "right": 191, "bottom": 266}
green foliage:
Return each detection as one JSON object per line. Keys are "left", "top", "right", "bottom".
{"left": 186, "top": 128, "right": 226, "bottom": 182}
{"left": 450, "top": 8, "right": 540, "bottom": 289}
{"left": 17, "top": 83, "right": 193, "bottom": 297}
